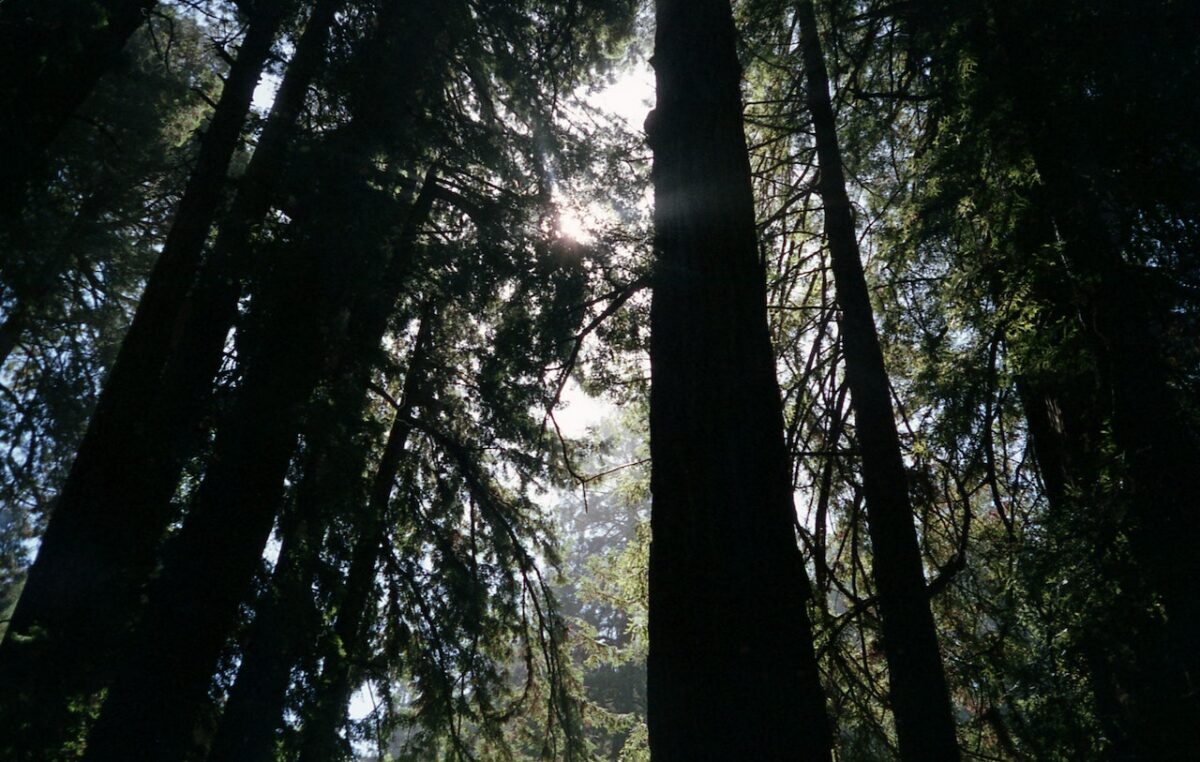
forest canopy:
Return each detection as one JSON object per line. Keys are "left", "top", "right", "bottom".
{"left": 0, "top": 0, "right": 1197, "bottom": 760}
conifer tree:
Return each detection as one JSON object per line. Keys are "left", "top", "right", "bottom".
{"left": 646, "top": 0, "right": 832, "bottom": 757}
{"left": 0, "top": 3, "right": 293, "bottom": 754}
{"left": 793, "top": 1, "right": 959, "bottom": 757}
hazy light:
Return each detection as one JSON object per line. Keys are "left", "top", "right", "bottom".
{"left": 554, "top": 378, "right": 610, "bottom": 438}
{"left": 585, "top": 64, "right": 655, "bottom": 128}
{"left": 557, "top": 207, "right": 594, "bottom": 243}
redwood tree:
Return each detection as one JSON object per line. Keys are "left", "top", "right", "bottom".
{"left": 0, "top": 3, "right": 292, "bottom": 754}
{"left": 646, "top": 0, "right": 831, "bottom": 757}
{"left": 794, "top": 1, "right": 960, "bottom": 758}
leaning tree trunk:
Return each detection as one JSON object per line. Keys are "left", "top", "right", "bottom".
{"left": 80, "top": 148, "right": 392, "bottom": 761}
{"left": 203, "top": 502, "right": 323, "bottom": 762}
{"left": 135, "top": 1, "right": 452, "bottom": 752}
{"left": 645, "top": 1, "right": 832, "bottom": 758}
{"left": 794, "top": 1, "right": 960, "bottom": 758}
{"left": 0, "top": 0, "right": 157, "bottom": 216}
{"left": 297, "top": 313, "right": 434, "bottom": 762}
{"left": 207, "top": 182, "right": 438, "bottom": 762}
{"left": 0, "top": 4, "right": 291, "bottom": 756}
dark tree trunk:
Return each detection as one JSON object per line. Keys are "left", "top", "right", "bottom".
{"left": 207, "top": 175, "right": 437, "bottom": 762}
{"left": 81, "top": 156, "right": 388, "bottom": 761}
{"left": 0, "top": 0, "right": 157, "bottom": 214}
{"left": 794, "top": 1, "right": 960, "bottom": 758}
{"left": 1017, "top": 377, "right": 1139, "bottom": 759}
{"left": 153, "top": 0, "right": 344, "bottom": 456}
{"left": 1021, "top": 162, "right": 1200, "bottom": 760}
{"left": 297, "top": 313, "right": 434, "bottom": 762}
{"left": 204, "top": 504, "right": 323, "bottom": 762}
{"left": 645, "top": 1, "right": 832, "bottom": 758}
{"left": 0, "top": 4, "right": 290, "bottom": 756}
{"left": 984, "top": 6, "right": 1200, "bottom": 746}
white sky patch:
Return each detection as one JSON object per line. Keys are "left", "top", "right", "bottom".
{"left": 252, "top": 72, "right": 281, "bottom": 113}
{"left": 553, "top": 378, "right": 611, "bottom": 439}
{"left": 585, "top": 63, "right": 655, "bottom": 129}
{"left": 348, "top": 684, "right": 375, "bottom": 721}
{"left": 557, "top": 206, "right": 594, "bottom": 244}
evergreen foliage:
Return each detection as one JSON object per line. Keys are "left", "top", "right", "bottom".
{"left": 0, "top": 0, "right": 1196, "bottom": 759}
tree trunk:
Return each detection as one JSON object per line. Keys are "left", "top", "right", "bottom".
{"left": 204, "top": 503, "right": 324, "bottom": 762}
{"left": 297, "top": 313, "right": 434, "bottom": 762}
{"left": 0, "top": 0, "right": 157, "bottom": 214}
{"left": 81, "top": 155, "right": 388, "bottom": 761}
{"left": 794, "top": 1, "right": 960, "bottom": 758}
{"left": 153, "top": 0, "right": 344, "bottom": 462}
{"left": 1024, "top": 159, "right": 1200, "bottom": 761}
{"left": 985, "top": 6, "right": 1200, "bottom": 748}
{"left": 207, "top": 176, "right": 437, "bottom": 762}
{"left": 0, "top": 4, "right": 290, "bottom": 756}
{"left": 645, "top": 1, "right": 832, "bottom": 758}
{"left": 1016, "top": 376, "right": 1139, "bottom": 758}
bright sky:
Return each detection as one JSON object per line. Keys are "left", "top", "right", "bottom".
{"left": 587, "top": 62, "right": 656, "bottom": 129}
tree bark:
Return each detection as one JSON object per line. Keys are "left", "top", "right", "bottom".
{"left": 645, "top": 1, "right": 832, "bottom": 758}
{"left": 794, "top": 1, "right": 960, "bottom": 758}
{"left": 1023, "top": 157, "right": 1200, "bottom": 762}
{"left": 81, "top": 153, "right": 388, "bottom": 762}
{"left": 297, "top": 312, "right": 434, "bottom": 762}
{"left": 0, "top": 4, "right": 290, "bottom": 756}
{"left": 207, "top": 174, "right": 437, "bottom": 762}
{"left": 985, "top": 6, "right": 1200, "bottom": 749}
{"left": 0, "top": 0, "right": 157, "bottom": 215}
{"left": 203, "top": 502, "right": 324, "bottom": 762}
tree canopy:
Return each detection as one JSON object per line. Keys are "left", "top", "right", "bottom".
{"left": 1, "top": 0, "right": 1197, "bottom": 759}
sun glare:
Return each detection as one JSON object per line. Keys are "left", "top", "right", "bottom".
{"left": 557, "top": 208, "right": 593, "bottom": 243}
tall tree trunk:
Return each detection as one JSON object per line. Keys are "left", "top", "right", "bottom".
{"left": 794, "top": 1, "right": 960, "bottom": 758}
{"left": 81, "top": 153, "right": 388, "bottom": 761}
{"left": 1022, "top": 160, "right": 1200, "bottom": 761}
{"left": 0, "top": 4, "right": 290, "bottom": 756}
{"left": 207, "top": 177, "right": 437, "bottom": 762}
{"left": 297, "top": 312, "right": 434, "bottom": 762}
{"left": 154, "top": 0, "right": 344, "bottom": 461}
{"left": 203, "top": 499, "right": 324, "bottom": 762}
{"left": 645, "top": 1, "right": 832, "bottom": 758}
{"left": 0, "top": 0, "right": 157, "bottom": 215}
{"left": 1017, "top": 377, "right": 1139, "bottom": 759}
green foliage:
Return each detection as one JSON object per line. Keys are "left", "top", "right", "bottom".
{"left": 3, "top": 0, "right": 1195, "bottom": 758}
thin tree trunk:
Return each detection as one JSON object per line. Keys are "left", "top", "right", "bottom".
{"left": 207, "top": 174, "right": 437, "bottom": 762}
{"left": 794, "top": 1, "right": 960, "bottom": 758}
{"left": 297, "top": 312, "right": 434, "bottom": 762}
{"left": 0, "top": 0, "right": 157, "bottom": 214}
{"left": 0, "top": 5, "right": 290, "bottom": 756}
{"left": 204, "top": 503, "right": 324, "bottom": 762}
{"left": 646, "top": 1, "right": 832, "bottom": 758}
